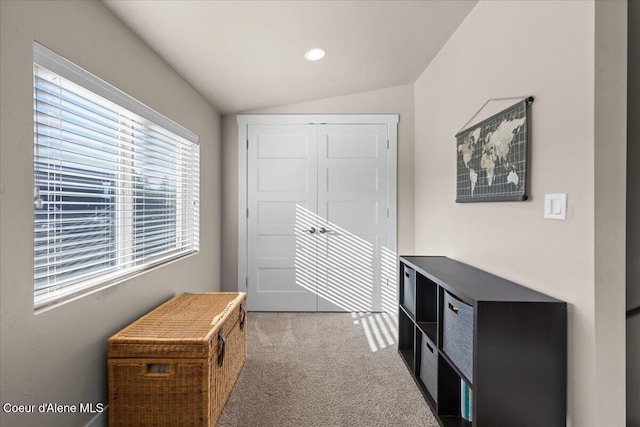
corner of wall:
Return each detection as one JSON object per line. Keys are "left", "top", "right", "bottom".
{"left": 221, "top": 113, "right": 240, "bottom": 291}
{"left": 593, "top": 1, "right": 628, "bottom": 425}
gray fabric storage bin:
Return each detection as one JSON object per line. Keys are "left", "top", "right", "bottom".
{"left": 442, "top": 291, "right": 474, "bottom": 382}
{"left": 402, "top": 266, "right": 416, "bottom": 316}
{"left": 419, "top": 334, "right": 438, "bottom": 402}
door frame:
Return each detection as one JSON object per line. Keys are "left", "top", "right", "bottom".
{"left": 236, "top": 114, "right": 399, "bottom": 298}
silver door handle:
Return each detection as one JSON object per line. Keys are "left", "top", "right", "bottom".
{"left": 319, "top": 227, "right": 330, "bottom": 234}
{"left": 305, "top": 227, "right": 316, "bottom": 234}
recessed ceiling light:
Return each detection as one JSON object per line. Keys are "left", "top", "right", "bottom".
{"left": 305, "top": 48, "right": 326, "bottom": 62}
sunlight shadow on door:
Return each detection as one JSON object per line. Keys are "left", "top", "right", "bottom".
{"left": 294, "top": 204, "right": 398, "bottom": 339}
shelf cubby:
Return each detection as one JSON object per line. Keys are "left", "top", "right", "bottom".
{"left": 416, "top": 273, "right": 439, "bottom": 345}
{"left": 437, "top": 353, "right": 471, "bottom": 424}
{"left": 398, "top": 307, "right": 415, "bottom": 372}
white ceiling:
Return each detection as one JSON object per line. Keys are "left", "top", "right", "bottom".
{"left": 102, "top": 0, "right": 477, "bottom": 114}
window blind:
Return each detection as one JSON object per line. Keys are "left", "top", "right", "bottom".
{"left": 33, "top": 43, "right": 199, "bottom": 309}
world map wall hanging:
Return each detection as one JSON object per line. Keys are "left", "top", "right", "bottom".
{"left": 455, "top": 97, "right": 534, "bottom": 202}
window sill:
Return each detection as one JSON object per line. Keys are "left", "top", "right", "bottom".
{"left": 34, "top": 250, "right": 198, "bottom": 314}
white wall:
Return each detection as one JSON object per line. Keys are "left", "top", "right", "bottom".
{"left": 413, "top": 1, "right": 626, "bottom": 426}
{"left": 0, "top": 1, "right": 221, "bottom": 426}
{"left": 221, "top": 85, "right": 414, "bottom": 291}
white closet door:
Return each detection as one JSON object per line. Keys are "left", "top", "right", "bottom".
{"left": 316, "top": 124, "right": 389, "bottom": 312}
{"left": 247, "top": 124, "right": 318, "bottom": 311}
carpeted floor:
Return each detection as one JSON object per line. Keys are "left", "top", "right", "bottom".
{"left": 217, "top": 312, "right": 439, "bottom": 427}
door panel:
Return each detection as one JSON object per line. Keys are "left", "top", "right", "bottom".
{"left": 327, "top": 168, "right": 379, "bottom": 192}
{"left": 258, "top": 166, "right": 309, "bottom": 192}
{"left": 247, "top": 124, "right": 318, "bottom": 311}
{"left": 317, "top": 124, "right": 389, "bottom": 312}
{"left": 325, "top": 134, "right": 380, "bottom": 159}
{"left": 326, "top": 201, "right": 380, "bottom": 235}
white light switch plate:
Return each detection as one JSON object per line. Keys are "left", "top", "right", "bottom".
{"left": 544, "top": 193, "right": 567, "bottom": 220}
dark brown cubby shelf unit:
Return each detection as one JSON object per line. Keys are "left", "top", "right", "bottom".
{"left": 398, "top": 256, "right": 567, "bottom": 427}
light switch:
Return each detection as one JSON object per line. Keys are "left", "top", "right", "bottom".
{"left": 545, "top": 198, "right": 553, "bottom": 215}
{"left": 544, "top": 193, "right": 567, "bottom": 220}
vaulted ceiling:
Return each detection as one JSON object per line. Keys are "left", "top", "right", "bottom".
{"left": 102, "top": 1, "right": 477, "bottom": 114}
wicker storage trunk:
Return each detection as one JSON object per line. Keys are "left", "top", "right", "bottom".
{"left": 107, "top": 292, "right": 247, "bottom": 427}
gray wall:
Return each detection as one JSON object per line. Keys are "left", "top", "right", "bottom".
{"left": 413, "top": 1, "right": 626, "bottom": 426}
{"left": 628, "top": 0, "right": 639, "bottom": 424}
{"left": 592, "top": 2, "right": 627, "bottom": 424}
{"left": 0, "top": 1, "right": 221, "bottom": 426}
{"left": 221, "top": 84, "right": 415, "bottom": 291}
{"left": 629, "top": 316, "right": 640, "bottom": 427}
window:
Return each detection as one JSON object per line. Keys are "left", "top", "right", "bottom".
{"left": 33, "top": 42, "right": 199, "bottom": 310}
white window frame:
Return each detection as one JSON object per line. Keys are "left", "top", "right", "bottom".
{"left": 33, "top": 42, "right": 200, "bottom": 312}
